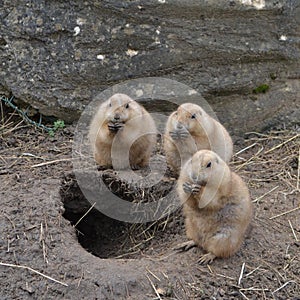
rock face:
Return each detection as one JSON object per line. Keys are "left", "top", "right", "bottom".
{"left": 0, "top": 0, "right": 299, "bottom": 136}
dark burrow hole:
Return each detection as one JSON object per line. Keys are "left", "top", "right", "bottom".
{"left": 60, "top": 171, "right": 184, "bottom": 259}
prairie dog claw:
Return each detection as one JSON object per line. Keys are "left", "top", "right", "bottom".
{"left": 174, "top": 240, "right": 197, "bottom": 252}
{"left": 198, "top": 253, "right": 216, "bottom": 265}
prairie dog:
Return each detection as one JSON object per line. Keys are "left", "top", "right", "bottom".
{"left": 164, "top": 103, "right": 233, "bottom": 174}
{"left": 88, "top": 93, "right": 157, "bottom": 169}
{"left": 176, "top": 150, "right": 253, "bottom": 264}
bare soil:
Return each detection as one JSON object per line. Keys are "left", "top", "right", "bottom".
{"left": 0, "top": 106, "right": 299, "bottom": 299}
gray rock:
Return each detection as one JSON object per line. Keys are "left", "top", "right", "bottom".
{"left": 0, "top": 0, "right": 299, "bottom": 135}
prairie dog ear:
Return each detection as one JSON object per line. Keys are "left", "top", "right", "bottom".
{"left": 215, "top": 156, "right": 219, "bottom": 164}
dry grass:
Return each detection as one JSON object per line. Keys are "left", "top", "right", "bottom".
{"left": 0, "top": 102, "right": 25, "bottom": 137}
{"left": 232, "top": 129, "right": 300, "bottom": 192}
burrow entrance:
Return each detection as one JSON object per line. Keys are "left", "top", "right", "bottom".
{"left": 60, "top": 170, "right": 184, "bottom": 259}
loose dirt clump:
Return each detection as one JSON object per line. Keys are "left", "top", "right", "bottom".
{"left": 0, "top": 104, "right": 299, "bottom": 299}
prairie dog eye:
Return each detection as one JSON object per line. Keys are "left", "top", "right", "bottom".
{"left": 206, "top": 162, "right": 212, "bottom": 168}
{"left": 108, "top": 102, "right": 112, "bottom": 107}
{"left": 125, "top": 103, "right": 130, "bottom": 109}
{"left": 191, "top": 113, "right": 196, "bottom": 119}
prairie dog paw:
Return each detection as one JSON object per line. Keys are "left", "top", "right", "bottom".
{"left": 191, "top": 184, "right": 201, "bottom": 194}
{"left": 183, "top": 182, "right": 193, "bottom": 194}
{"left": 198, "top": 253, "right": 216, "bottom": 265}
{"left": 169, "top": 130, "right": 189, "bottom": 140}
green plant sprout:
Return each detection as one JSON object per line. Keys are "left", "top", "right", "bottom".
{"left": 49, "top": 120, "right": 65, "bottom": 137}
{"left": 253, "top": 84, "right": 270, "bottom": 94}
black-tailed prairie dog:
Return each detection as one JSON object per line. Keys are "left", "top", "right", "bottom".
{"left": 176, "top": 150, "right": 253, "bottom": 264}
{"left": 88, "top": 93, "right": 157, "bottom": 169}
{"left": 164, "top": 103, "right": 233, "bottom": 174}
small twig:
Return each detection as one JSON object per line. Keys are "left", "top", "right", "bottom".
{"left": 161, "top": 271, "right": 168, "bottom": 280}
{"left": 245, "top": 131, "right": 269, "bottom": 137}
{"left": 262, "top": 285, "right": 267, "bottom": 300}
{"left": 206, "top": 264, "right": 213, "bottom": 274}
{"left": 285, "top": 244, "right": 291, "bottom": 257}
{"left": 244, "top": 265, "right": 261, "bottom": 277}
{"left": 216, "top": 273, "right": 235, "bottom": 281}
{"left": 25, "top": 225, "right": 38, "bottom": 231}
{"left": 136, "top": 221, "right": 157, "bottom": 238}
{"left": 74, "top": 202, "right": 96, "bottom": 228}
{"left": 146, "top": 274, "right": 162, "bottom": 300}
{"left": 31, "top": 158, "right": 72, "bottom": 168}
{"left": 77, "top": 270, "right": 84, "bottom": 288}
{"left": 264, "top": 134, "right": 300, "bottom": 154}
{"left": 269, "top": 206, "right": 300, "bottom": 220}
{"left": 252, "top": 186, "right": 279, "bottom": 203}
{"left": 7, "top": 237, "right": 13, "bottom": 253}
{"left": 2, "top": 120, "right": 24, "bottom": 136}
{"left": 288, "top": 220, "right": 299, "bottom": 242}
{"left": 283, "top": 256, "right": 296, "bottom": 271}
{"left": 22, "top": 152, "right": 44, "bottom": 159}
{"left": 0, "top": 261, "right": 68, "bottom": 286}
{"left": 272, "top": 280, "right": 297, "bottom": 294}
{"left": 235, "top": 143, "right": 257, "bottom": 155}
{"left": 239, "top": 290, "right": 250, "bottom": 300}
{"left": 240, "top": 287, "right": 269, "bottom": 291}
{"left": 238, "top": 262, "right": 245, "bottom": 286}
{"left": 39, "top": 222, "right": 48, "bottom": 264}
{"left": 147, "top": 268, "right": 161, "bottom": 282}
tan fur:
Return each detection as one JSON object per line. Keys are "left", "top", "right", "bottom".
{"left": 164, "top": 103, "right": 233, "bottom": 174}
{"left": 88, "top": 93, "right": 157, "bottom": 169}
{"left": 177, "top": 150, "right": 253, "bottom": 264}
